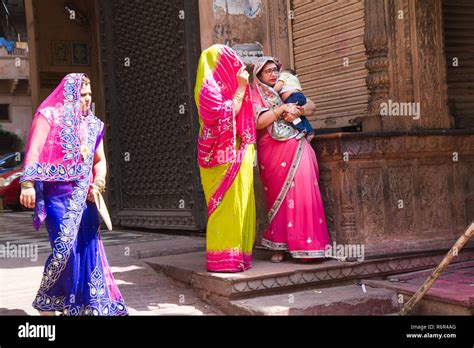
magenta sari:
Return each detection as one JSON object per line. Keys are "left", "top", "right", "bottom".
{"left": 252, "top": 57, "right": 331, "bottom": 258}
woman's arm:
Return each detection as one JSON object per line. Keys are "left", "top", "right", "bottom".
{"left": 87, "top": 139, "right": 106, "bottom": 202}
{"left": 233, "top": 86, "right": 247, "bottom": 115}
{"left": 20, "top": 115, "right": 51, "bottom": 209}
{"left": 233, "top": 67, "right": 250, "bottom": 115}
{"left": 256, "top": 104, "right": 301, "bottom": 129}
{"left": 256, "top": 105, "right": 283, "bottom": 130}
{"left": 93, "top": 139, "right": 107, "bottom": 179}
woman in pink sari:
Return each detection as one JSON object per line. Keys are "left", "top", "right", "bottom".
{"left": 252, "top": 57, "right": 331, "bottom": 263}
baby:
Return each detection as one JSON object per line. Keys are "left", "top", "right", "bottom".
{"left": 274, "top": 69, "right": 315, "bottom": 140}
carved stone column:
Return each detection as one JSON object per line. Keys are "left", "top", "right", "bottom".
{"left": 410, "top": 0, "right": 452, "bottom": 129}
{"left": 363, "top": 0, "right": 390, "bottom": 131}
{"left": 382, "top": 0, "right": 452, "bottom": 130}
{"left": 265, "top": 0, "right": 291, "bottom": 69}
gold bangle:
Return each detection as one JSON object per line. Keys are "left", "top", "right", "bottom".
{"left": 233, "top": 92, "right": 244, "bottom": 103}
{"left": 272, "top": 108, "right": 281, "bottom": 120}
{"left": 93, "top": 177, "right": 106, "bottom": 193}
{"left": 21, "top": 181, "right": 34, "bottom": 189}
{"left": 92, "top": 183, "right": 105, "bottom": 193}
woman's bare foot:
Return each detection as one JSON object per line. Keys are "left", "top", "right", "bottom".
{"left": 38, "top": 310, "right": 57, "bottom": 316}
{"left": 271, "top": 251, "right": 285, "bottom": 263}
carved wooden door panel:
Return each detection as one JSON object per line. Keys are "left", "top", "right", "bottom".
{"left": 97, "top": 0, "right": 206, "bottom": 231}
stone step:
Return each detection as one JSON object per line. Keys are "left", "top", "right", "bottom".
{"left": 144, "top": 248, "right": 474, "bottom": 300}
{"left": 227, "top": 284, "right": 400, "bottom": 315}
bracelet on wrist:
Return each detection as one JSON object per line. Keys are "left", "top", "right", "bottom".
{"left": 272, "top": 108, "right": 281, "bottom": 121}
{"left": 93, "top": 177, "right": 106, "bottom": 193}
{"left": 233, "top": 94, "right": 244, "bottom": 104}
{"left": 21, "top": 181, "right": 34, "bottom": 189}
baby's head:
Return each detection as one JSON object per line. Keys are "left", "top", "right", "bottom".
{"left": 282, "top": 69, "right": 297, "bottom": 77}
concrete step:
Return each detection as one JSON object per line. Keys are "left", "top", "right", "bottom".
{"left": 144, "top": 248, "right": 474, "bottom": 300}
{"left": 228, "top": 284, "right": 400, "bottom": 315}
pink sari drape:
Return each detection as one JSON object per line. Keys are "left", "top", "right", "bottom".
{"left": 252, "top": 57, "right": 331, "bottom": 258}
{"left": 257, "top": 130, "right": 330, "bottom": 257}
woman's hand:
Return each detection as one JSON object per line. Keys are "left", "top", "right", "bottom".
{"left": 283, "top": 103, "right": 302, "bottom": 123}
{"left": 236, "top": 66, "right": 249, "bottom": 89}
{"left": 298, "top": 98, "right": 315, "bottom": 117}
{"left": 20, "top": 187, "right": 36, "bottom": 209}
{"left": 87, "top": 185, "right": 98, "bottom": 203}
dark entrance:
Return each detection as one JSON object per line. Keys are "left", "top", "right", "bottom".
{"left": 97, "top": 0, "right": 206, "bottom": 232}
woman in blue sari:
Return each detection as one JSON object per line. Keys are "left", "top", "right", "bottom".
{"left": 20, "top": 73, "right": 128, "bottom": 316}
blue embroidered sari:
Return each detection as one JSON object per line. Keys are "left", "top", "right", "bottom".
{"left": 21, "top": 74, "right": 128, "bottom": 316}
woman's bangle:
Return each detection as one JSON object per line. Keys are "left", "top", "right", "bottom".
{"left": 233, "top": 91, "right": 245, "bottom": 103}
{"left": 272, "top": 108, "right": 278, "bottom": 120}
{"left": 272, "top": 107, "right": 283, "bottom": 120}
{"left": 93, "top": 176, "right": 106, "bottom": 193}
{"left": 21, "top": 181, "right": 34, "bottom": 189}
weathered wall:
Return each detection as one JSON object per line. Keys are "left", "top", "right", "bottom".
{"left": 0, "top": 94, "right": 31, "bottom": 142}
{"left": 28, "top": 0, "right": 102, "bottom": 113}
{"left": 198, "top": 0, "right": 291, "bottom": 67}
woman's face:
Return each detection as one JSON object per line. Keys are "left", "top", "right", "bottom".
{"left": 258, "top": 62, "right": 279, "bottom": 87}
{"left": 80, "top": 82, "right": 92, "bottom": 114}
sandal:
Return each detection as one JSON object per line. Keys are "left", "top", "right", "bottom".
{"left": 271, "top": 252, "right": 285, "bottom": 263}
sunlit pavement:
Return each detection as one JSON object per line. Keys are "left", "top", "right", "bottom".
{"left": 0, "top": 210, "right": 220, "bottom": 316}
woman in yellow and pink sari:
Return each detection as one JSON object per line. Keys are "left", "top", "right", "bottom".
{"left": 194, "top": 45, "right": 257, "bottom": 273}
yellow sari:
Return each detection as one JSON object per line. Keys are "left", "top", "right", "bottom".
{"left": 194, "top": 44, "right": 256, "bottom": 272}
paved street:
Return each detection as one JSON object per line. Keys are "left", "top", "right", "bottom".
{"left": 0, "top": 210, "right": 221, "bottom": 316}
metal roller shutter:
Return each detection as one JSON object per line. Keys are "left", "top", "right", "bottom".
{"left": 290, "top": 0, "right": 368, "bottom": 129}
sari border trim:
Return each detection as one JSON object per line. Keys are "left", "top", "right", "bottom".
{"left": 206, "top": 249, "right": 253, "bottom": 273}
{"left": 33, "top": 297, "right": 128, "bottom": 316}
{"left": 267, "top": 139, "right": 305, "bottom": 223}
{"left": 261, "top": 238, "right": 287, "bottom": 250}
{"left": 290, "top": 250, "right": 327, "bottom": 258}
{"left": 261, "top": 238, "right": 331, "bottom": 258}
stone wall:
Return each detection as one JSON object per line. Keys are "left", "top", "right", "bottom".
{"left": 313, "top": 130, "right": 474, "bottom": 257}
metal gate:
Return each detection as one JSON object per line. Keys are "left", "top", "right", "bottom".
{"left": 97, "top": 0, "right": 206, "bottom": 231}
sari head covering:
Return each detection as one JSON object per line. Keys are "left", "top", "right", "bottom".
{"left": 21, "top": 73, "right": 104, "bottom": 183}
{"left": 194, "top": 44, "right": 256, "bottom": 168}
{"left": 21, "top": 73, "right": 104, "bottom": 231}
{"left": 251, "top": 56, "right": 298, "bottom": 141}
{"left": 252, "top": 56, "right": 283, "bottom": 112}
